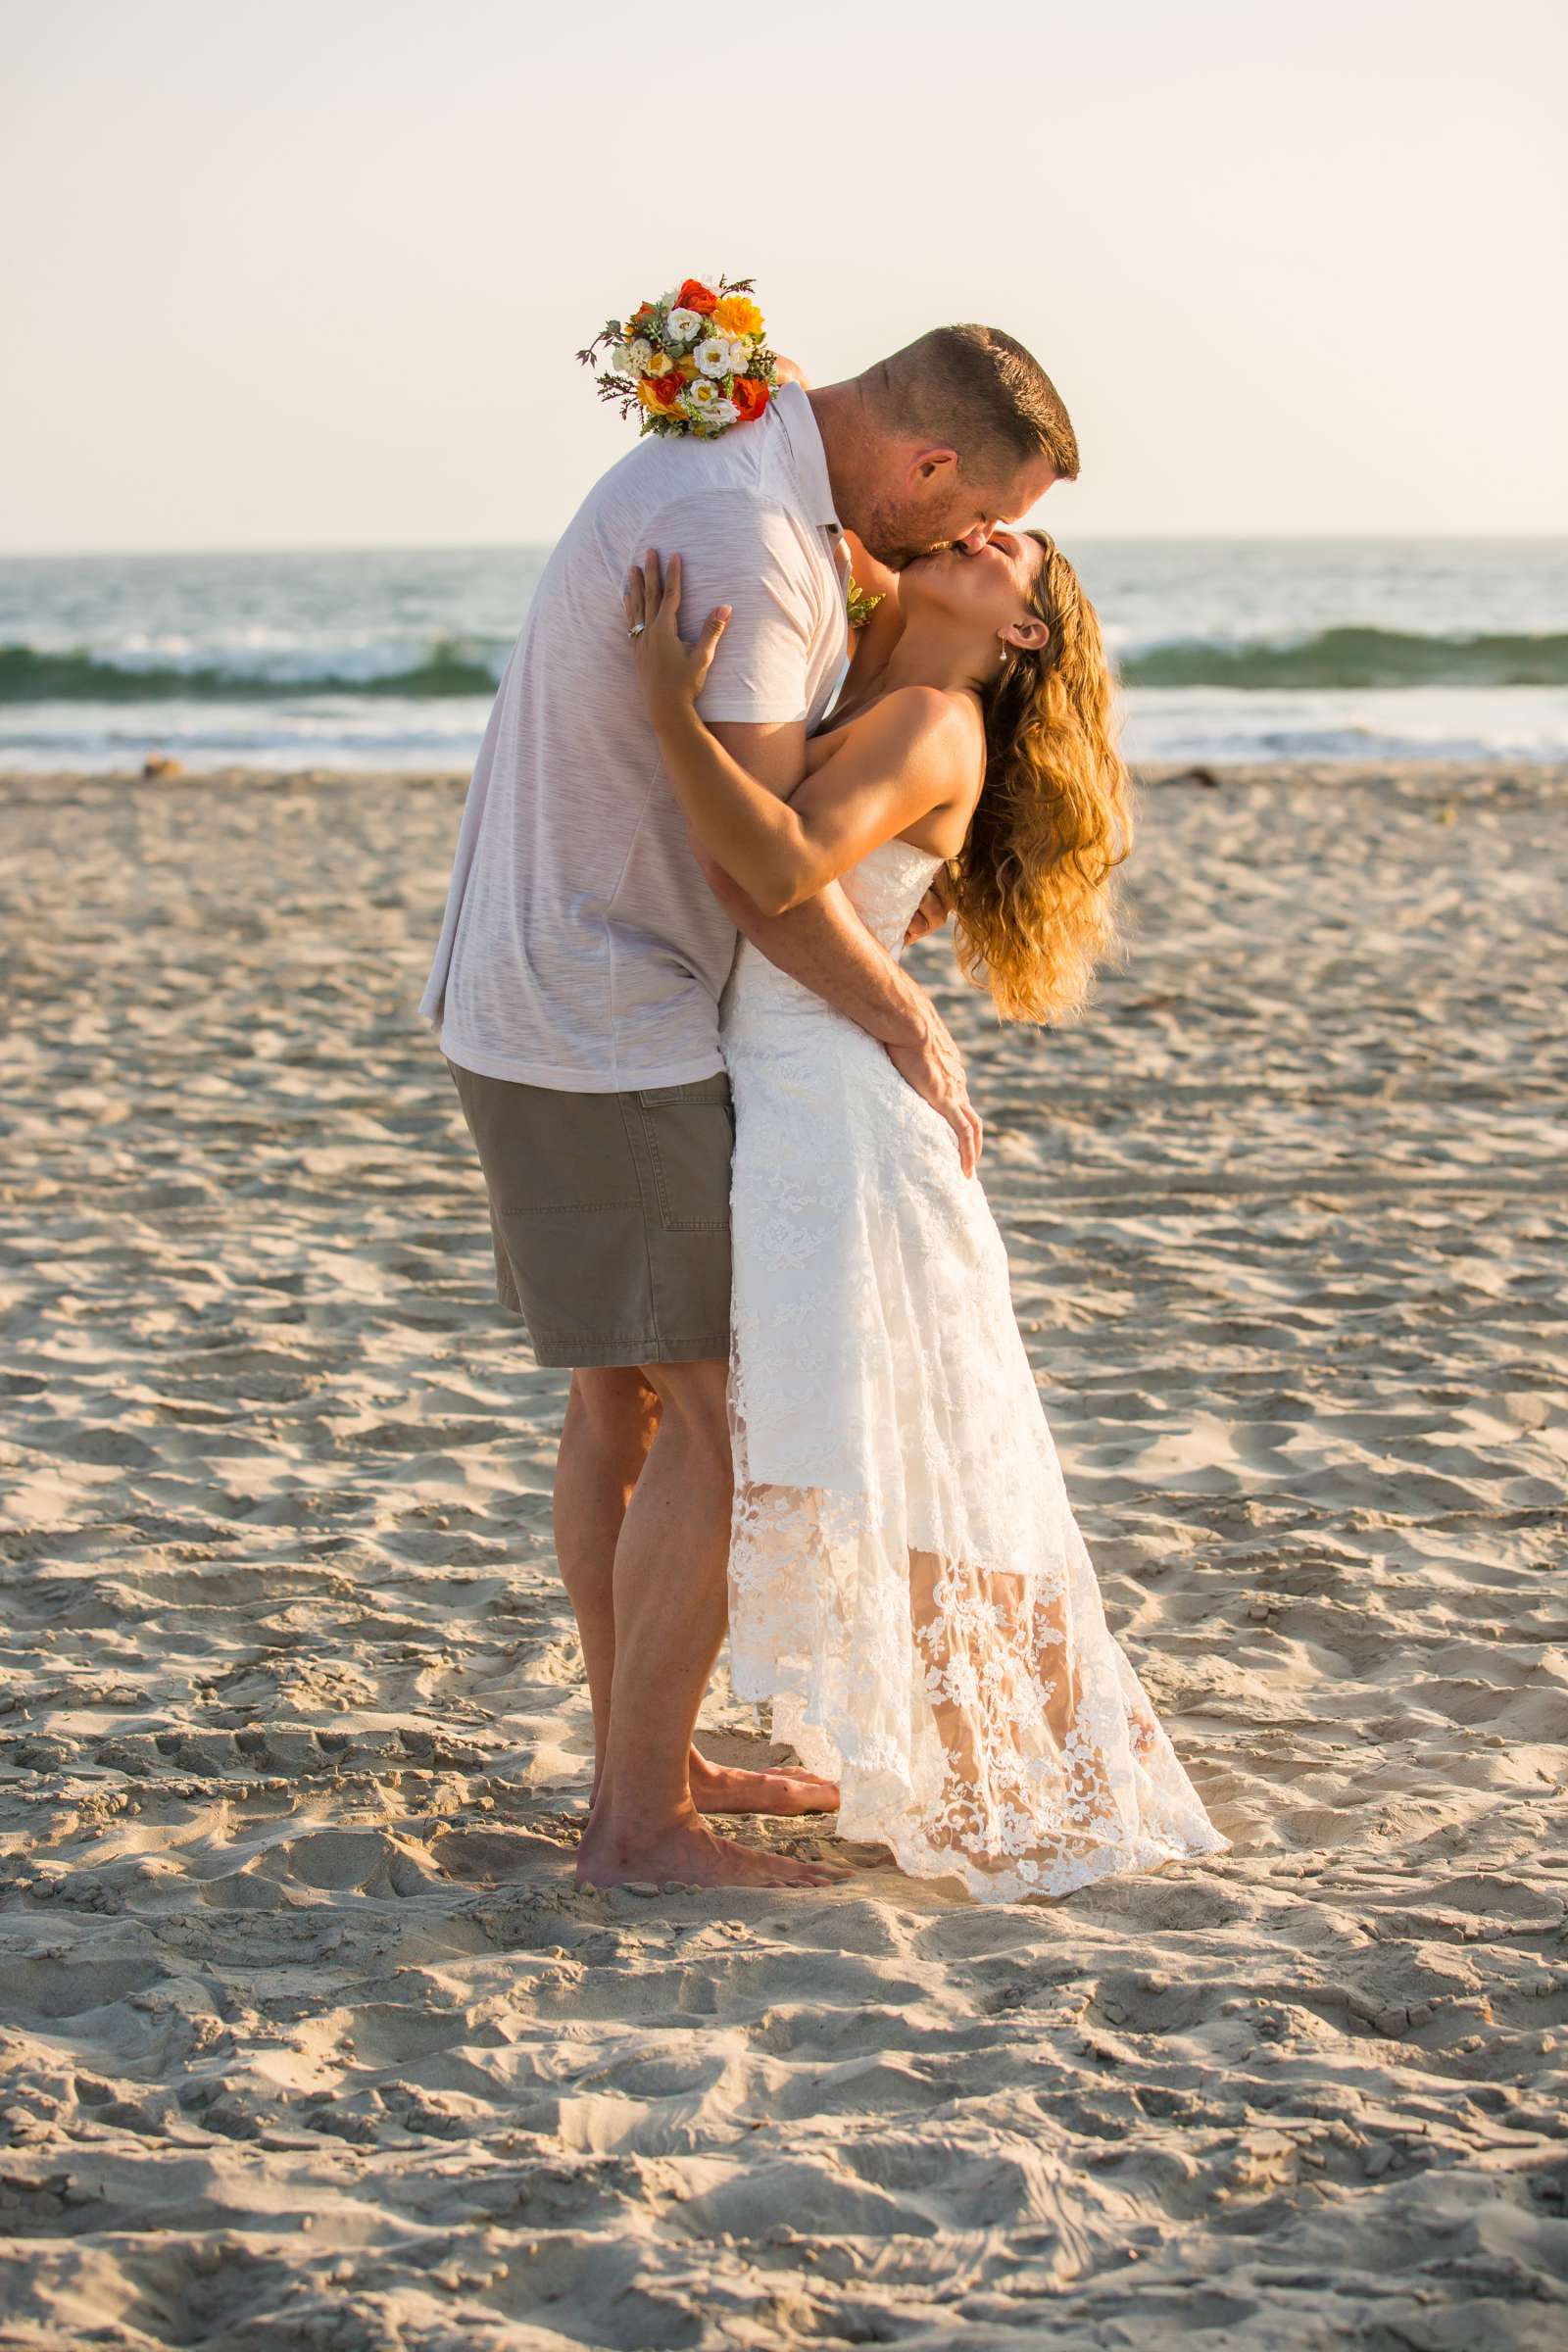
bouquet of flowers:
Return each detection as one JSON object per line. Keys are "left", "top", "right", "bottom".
{"left": 577, "top": 275, "right": 780, "bottom": 439}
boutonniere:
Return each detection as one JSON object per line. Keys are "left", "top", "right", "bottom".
{"left": 846, "top": 573, "right": 885, "bottom": 631}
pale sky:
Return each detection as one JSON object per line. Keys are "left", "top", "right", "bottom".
{"left": 4, "top": 0, "right": 1564, "bottom": 553}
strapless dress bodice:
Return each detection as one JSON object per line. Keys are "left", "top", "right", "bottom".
{"left": 722, "top": 836, "right": 946, "bottom": 1041}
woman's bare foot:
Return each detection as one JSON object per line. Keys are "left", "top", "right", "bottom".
{"left": 689, "top": 1749, "right": 840, "bottom": 1817}
{"left": 587, "top": 1747, "right": 839, "bottom": 1818}
{"left": 575, "top": 1810, "right": 834, "bottom": 1891}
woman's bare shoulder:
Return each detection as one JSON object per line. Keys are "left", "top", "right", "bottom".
{"left": 804, "top": 687, "right": 982, "bottom": 839}
{"left": 865, "top": 683, "right": 984, "bottom": 771}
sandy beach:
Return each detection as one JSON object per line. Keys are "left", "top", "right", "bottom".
{"left": 1, "top": 758, "right": 1565, "bottom": 2348}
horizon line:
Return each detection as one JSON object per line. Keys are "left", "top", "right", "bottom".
{"left": 5, "top": 529, "right": 1568, "bottom": 564}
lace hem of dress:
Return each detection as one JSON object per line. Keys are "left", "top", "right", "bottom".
{"left": 726, "top": 1454, "right": 1228, "bottom": 1906}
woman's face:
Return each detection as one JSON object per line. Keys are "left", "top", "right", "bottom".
{"left": 902, "top": 530, "right": 1051, "bottom": 655}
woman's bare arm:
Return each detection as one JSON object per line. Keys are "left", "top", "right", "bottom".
{"left": 626, "top": 552, "right": 975, "bottom": 914}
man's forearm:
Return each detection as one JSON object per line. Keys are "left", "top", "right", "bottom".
{"left": 702, "top": 844, "right": 982, "bottom": 1176}
{"left": 710, "top": 864, "right": 934, "bottom": 1047}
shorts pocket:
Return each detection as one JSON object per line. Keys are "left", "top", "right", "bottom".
{"left": 632, "top": 1075, "right": 734, "bottom": 1234}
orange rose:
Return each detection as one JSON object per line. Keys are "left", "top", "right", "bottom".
{"left": 638, "top": 372, "right": 683, "bottom": 414}
{"left": 731, "top": 376, "right": 772, "bottom": 423}
{"left": 676, "top": 278, "right": 718, "bottom": 316}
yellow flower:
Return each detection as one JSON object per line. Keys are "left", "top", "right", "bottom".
{"left": 676, "top": 354, "right": 698, "bottom": 379}
{"left": 713, "top": 294, "right": 764, "bottom": 340}
{"left": 644, "top": 349, "right": 673, "bottom": 376}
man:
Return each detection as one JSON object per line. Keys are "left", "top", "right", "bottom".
{"left": 419, "top": 323, "right": 1078, "bottom": 1889}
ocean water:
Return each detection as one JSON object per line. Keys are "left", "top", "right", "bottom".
{"left": 2, "top": 538, "right": 1566, "bottom": 774}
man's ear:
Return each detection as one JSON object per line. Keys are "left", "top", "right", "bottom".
{"left": 908, "top": 444, "right": 959, "bottom": 485}
{"left": 1000, "top": 615, "right": 1051, "bottom": 654}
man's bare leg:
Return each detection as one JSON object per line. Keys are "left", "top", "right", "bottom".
{"left": 553, "top": 1367, "right": 660, "bottom": 1779}
{"left": 555, "top": 1367, "right": 837, "bottom": 1816}
{"left": 574, "top": 1356, "right": 831, "bottom": 1889}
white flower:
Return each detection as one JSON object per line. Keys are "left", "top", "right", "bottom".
{"left": 705, "top": 397, "right": 740, "bottom": 428}
{"left": 627, "top": 337, "right": 655, "bottom": 373}
{"left": 611, "top": 343, "right": 633, "bottom": 373}
{"left": 665, "top": 307, "right": 703, "bottom": 345}
{"left": 725, "top": 338, "right": 753, "bottom": 374}
{"left": 694, "top": 336, "right": 731, "bottom": 378}
{"left": 686, "top": 378, "right": 720, "bottom": 408}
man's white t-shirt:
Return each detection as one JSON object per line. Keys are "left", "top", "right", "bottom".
{"left": 419, "top": 383, "right": 850, "bottom": 1091}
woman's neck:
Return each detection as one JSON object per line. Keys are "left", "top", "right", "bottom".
{"left": 882, "top": 613, "right": 990, "bottom": 697}
{"left": 837, "top": 612, "right": 988, "bottom": 724}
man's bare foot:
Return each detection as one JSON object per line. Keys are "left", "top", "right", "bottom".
{"left": 689, "top": 1749, "right": 840, "bottom": 1817}
{"left": 575, "top": 1811, "right": 834, "bottom": 1891}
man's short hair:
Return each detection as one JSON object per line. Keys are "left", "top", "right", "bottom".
{"left": 872, "top": 324, "right": 1080, "bottom": 484}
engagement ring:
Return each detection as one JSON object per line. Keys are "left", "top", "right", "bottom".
{"left": 628, "top": 622, "right": 646, "bottom": 638}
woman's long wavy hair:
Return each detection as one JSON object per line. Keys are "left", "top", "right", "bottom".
{"left": 949, "top": 530, "right": 1134, "bottom": 1025}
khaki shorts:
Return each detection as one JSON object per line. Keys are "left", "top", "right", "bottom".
{"left": 443, "top": 1057, "right": 733, "bottom": 1368}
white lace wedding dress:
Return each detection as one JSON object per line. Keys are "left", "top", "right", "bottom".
{"left": 719, "top": 835, "right": 1228, "bottom": 1902}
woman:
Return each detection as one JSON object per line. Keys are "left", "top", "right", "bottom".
{"left": 622, "top": 528, "right": 1227, "bottom": 1901}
